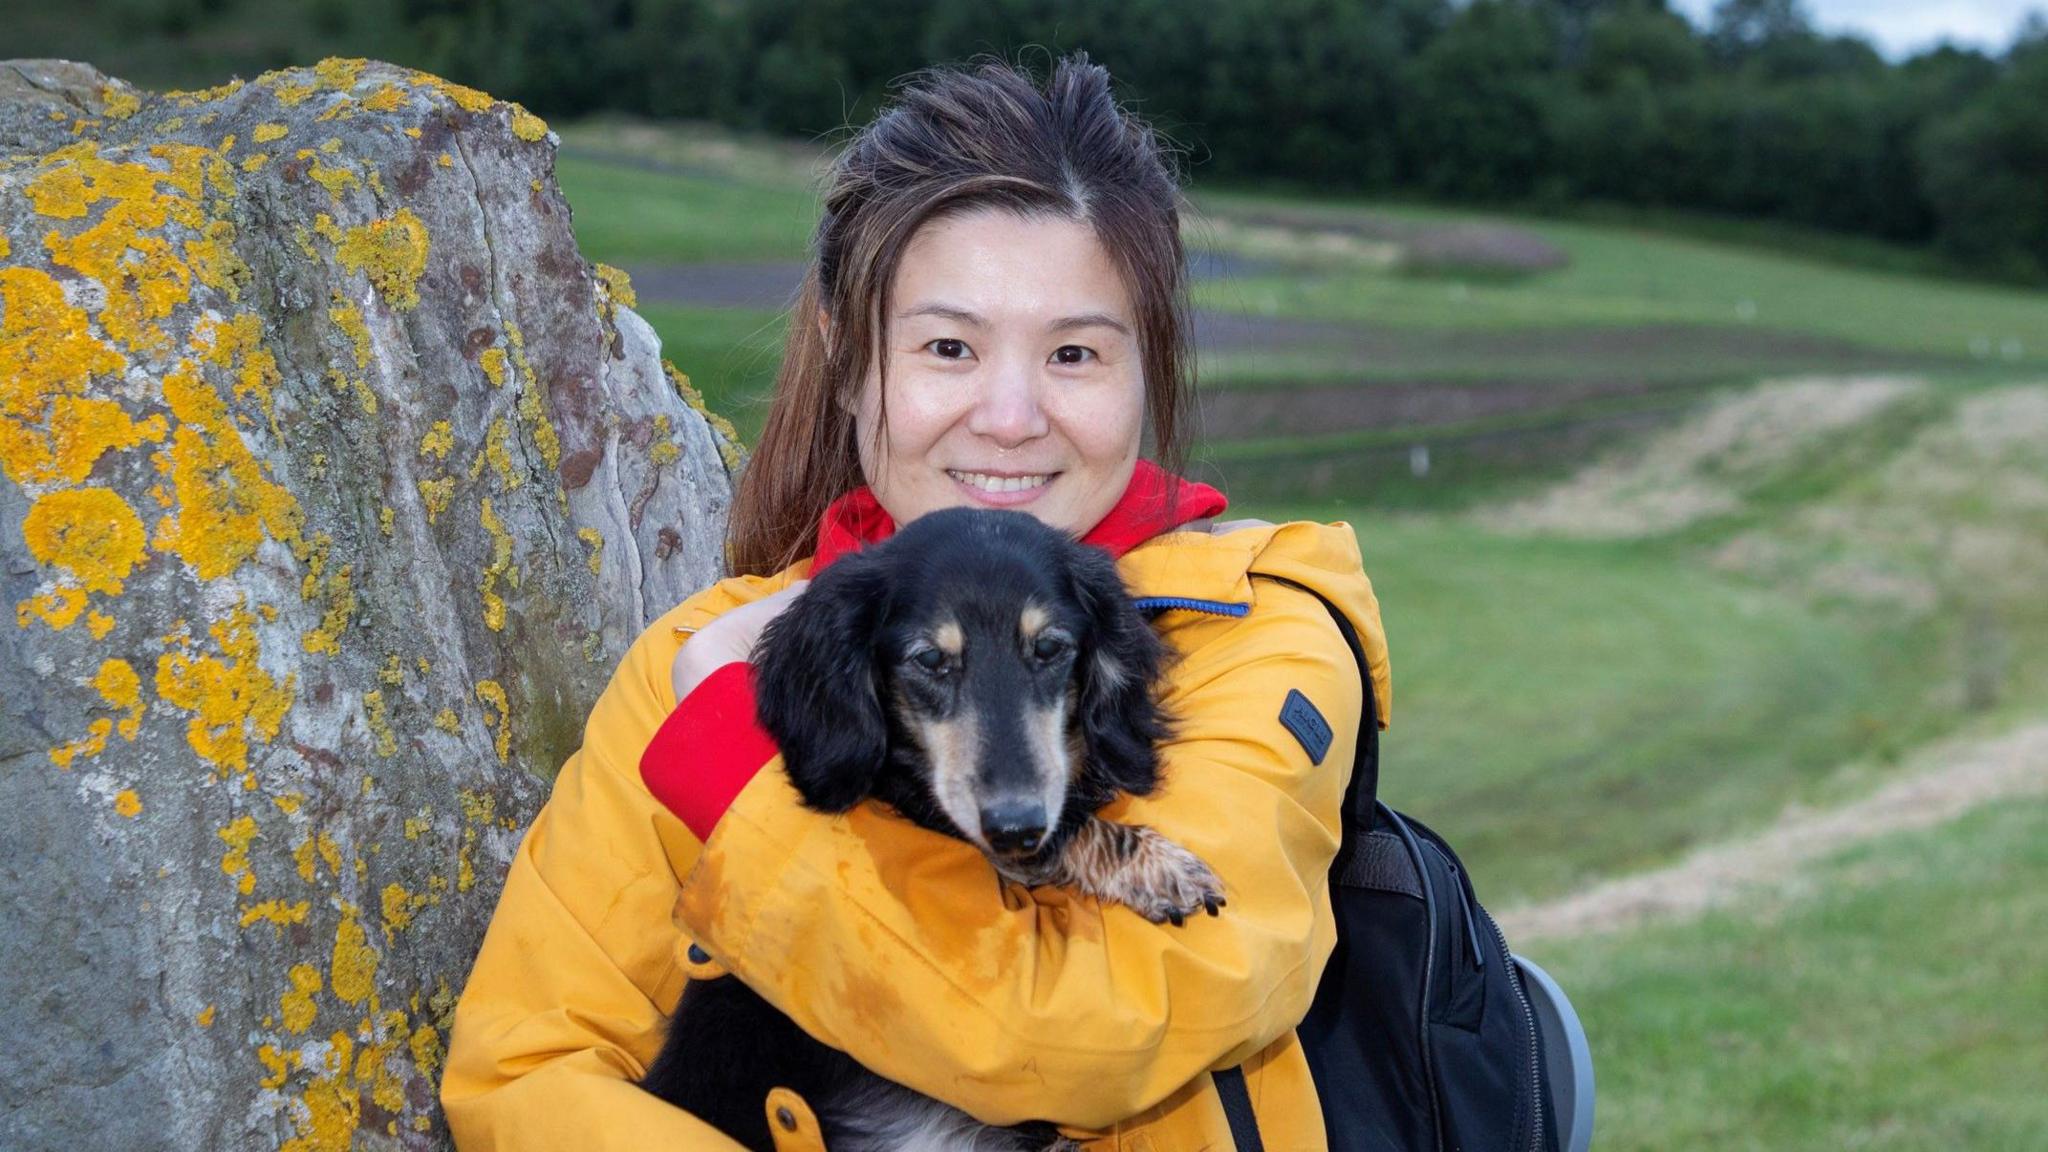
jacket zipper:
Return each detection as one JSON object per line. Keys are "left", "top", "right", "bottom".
{"left": 1484, "top": 906, "right": 1545, "bottom": 1152}
{"left": 1131, "top": 596, "right": 1251, "bottom": 618}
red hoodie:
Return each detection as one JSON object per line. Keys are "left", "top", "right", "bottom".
{"left": 640, "top": 460, "right": 1226, "bottom": 839}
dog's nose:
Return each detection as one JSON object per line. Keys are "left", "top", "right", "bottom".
{"left": 980, "top": 803, "right": 1048, "bottom": 857}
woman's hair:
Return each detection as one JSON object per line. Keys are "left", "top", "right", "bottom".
{"left": 725, "top": 51, "right": 1196, "bottom": 577}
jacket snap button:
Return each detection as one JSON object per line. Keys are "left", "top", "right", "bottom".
{"left": 687, "top": 944, "right": 711, "bottom": 964}
{"left": 775, "top": 1106, "right": 798, "bottom": 1131}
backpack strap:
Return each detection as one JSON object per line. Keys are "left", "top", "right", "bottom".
{"left": 1213, "top": 1065, "right": 1265, "bottom": 1152}
{"left": 1209, "top": 574, "right": 1383, "bottom": 1149}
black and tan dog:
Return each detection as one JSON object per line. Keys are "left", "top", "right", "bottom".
{"left": 643, "top": 506, "right": 1225, "bottom": 1152}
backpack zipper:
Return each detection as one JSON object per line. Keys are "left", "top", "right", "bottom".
{"left": 1484, "top": 906, "right": 1546, "bottom": 1152}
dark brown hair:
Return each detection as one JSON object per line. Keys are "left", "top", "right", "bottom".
{"left": 725, "top": 51, "right": 1196, "bottom": 577}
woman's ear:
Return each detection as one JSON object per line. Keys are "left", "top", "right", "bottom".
{"left": 1068, "top": 545, "right": 1171, "bottom": 799}
{"left": 751, "top": 555, "right": 891, "bottom": 813}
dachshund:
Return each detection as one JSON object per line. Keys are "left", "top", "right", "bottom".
{"left": 642, "top": 506, "right": 1226, "bottom": 1152}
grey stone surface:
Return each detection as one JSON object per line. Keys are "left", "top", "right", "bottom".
{"left": 1, "top": 57, "right": 738, "bottom": 1150}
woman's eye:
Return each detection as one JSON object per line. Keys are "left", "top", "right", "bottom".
{"left": 1051, "top": 345, "right": 1095, "bottom": 366}
{"left": 913, "top": 648, "right": 947, "bottom": 672}
{"left": 927, "top": 338, "right": 971, "bottom": 360}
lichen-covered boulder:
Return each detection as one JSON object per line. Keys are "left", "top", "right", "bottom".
{"left": 1, "top": 58, "right": 741, "bottom": 1150}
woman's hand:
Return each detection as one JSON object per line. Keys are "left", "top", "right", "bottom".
{"left": 669, "top": 580, "right": 810, "bottom": 704}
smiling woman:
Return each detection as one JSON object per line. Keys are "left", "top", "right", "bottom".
{"left": 442, "top": 51, "right": 1392, "bottom": 1152}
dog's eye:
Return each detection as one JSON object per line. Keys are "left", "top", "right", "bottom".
{"left": 1032, "top": 635, "right": 1069, "bottom": 662}
{"left": 911, "top": 647, "right": 948, "bottom": 673}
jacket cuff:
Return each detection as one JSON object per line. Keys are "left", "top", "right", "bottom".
{"left": 640, "top": 661, "right": 779, "bottom": 841}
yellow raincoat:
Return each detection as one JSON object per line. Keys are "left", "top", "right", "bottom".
{"left": 442, "top": 514, "right": 1392, "bottom": 1150}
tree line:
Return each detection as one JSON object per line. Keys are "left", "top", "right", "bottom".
{"left": 39, "top": 0, "right": 2048, "bottom": 281}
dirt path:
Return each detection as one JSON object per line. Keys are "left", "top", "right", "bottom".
{"left": 1497, "top": 720, "right": 2048, "bottom": 944}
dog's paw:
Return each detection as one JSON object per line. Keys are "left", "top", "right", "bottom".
{"left": 1122, "top": 828, "right": 1225, "bottom": 926}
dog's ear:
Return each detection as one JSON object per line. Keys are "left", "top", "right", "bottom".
{"left": 752, "top": 555, "right": 891, "bottom": 813}
{"left": 1068, "top": 545, "right": 1171, "bottom": 798}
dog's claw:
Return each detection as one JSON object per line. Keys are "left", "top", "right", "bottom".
{"left": 1168, "top": 911, "right": 1184, "bottom": 926}
{"left": 1204, "top": 895, "right": 1220, "bottom": 916}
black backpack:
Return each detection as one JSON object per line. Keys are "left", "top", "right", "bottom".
{"left": 1214, "top": 576, "right": 1563, "bottom": 1152}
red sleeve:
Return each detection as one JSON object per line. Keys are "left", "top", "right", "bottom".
{"left": 638, "top": 661, "right": 779, "bottom": 841}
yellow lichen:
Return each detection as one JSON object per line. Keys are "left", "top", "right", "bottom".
{"left": 301, "top": 563, "right": 355, "bottom": 656}
{"left": 437, "top": 152, "right": 453, "bottom": 168}
{"left": 279, "top": 963, "right": 322, "bottom": 1033}
{"left": 649, "top": 413, "right": 680, "bottom": 466}
{"left": 274, "top": 791, "right": 304, "bottom": 814}
{"left": 307, "top": 156, "right": 360, "bottom": 199}
{"left": 363, "top": 689, "right": 397, "bottom": 758}
{"left": 186, "top": 218, "right": 251, "bottom": 302}
{"left": 152, "top": 362, "right": 302, "bottom": 581}
{"left": 23, "top": 488, "right": 149, "bottom": 594}
{"left": 408, "top": 71, "right": 495, "bottom": 113}
{"left": 114, "top": 789, "right": 142, "bottom": 818}
{"left": 409, "top": 1023, "right": 444, "bottom": 1079}
{"left": 240, "top": 898, "right": 311, "bottom": 931}
{"left": 0, "top": 266, "right": 147, "bottom": 487}
{"left": 508, "top": 105, "right": 548, "bottom": 141}
{"left": 49, "top": 717, "right": 113, "bottom": 770}
{"left": 418, "top": 421, "right": 453, "bottom": 460}
{"left": 483, "top": 419, "right": 518, "bottom": 489}
{"left": 87, "top": 609, "right": 117, "bottom": 639}
{"left": 378, "top": 505, "right": 394, "bottom": 537}
{"left": 475, "top": 680, "right": 510, "bottom": 763}
{"left": 314, "top": 57, "right": 365, "bottom": 90}
{"left": 274, "top": 79, "right": 316, "bottom": 106}
{"left": 416, "top": 477, "right": 454, "bottom": 524}
{"left": 218, "top": 815, "right": 260, "bottom": 896}
{"left": 101, "top": 85, "right": 142, "bottom": 119}
{"left": 430, "top": 709, "right": 459, "bottom": 735}
{"left": 362, "top": 84, "right": 407, "bottom": 113}
{"left": 331, "top": 908, "right": 378, "bottom": 1005}
{"left": 516, "top": 378, "right": 561, "bottom": 471}
{"left": 332, "top": 210, "right": 428, "bottom": 310}
{"left": 380, "top": 653, "right": 404, "bottom": 686}
{"left": 253, "top": 122, "right": 289, "bottom": 143}
{"left": 329, "top": 300, "right": 371, "bottom": 369}
{"left": 593, "top": 262, "right": 638, "bottom": 308}
{"left": 94, "top": 657, "right": 145, "bottom": 740}
{"left": 196, "top": 1004, "right": 216, "bottom": 1027}
{"left": 257, "top": 1042, "right": 300, "bottom": 1088}
{"left": 478, "top": 497, "right": 516, "bottom": 630}
{"left": 666, "top": 360, "right": 745, "bottom": 466}
{"left": 157, "top": 600, "right": 296, "bottom": 780}
{"left": 577, "top": 527, "right": 604, "bottom": 575}
{"left": 478, "top": 347, "right": 506, "bottom": 387}
{"left": 241, "top": 153, "right": 269, "bottom": 173}
{"left": 18, "top": 586, "right": 89, "bottom": 632}
{"left": 292, "top": 830, "right": 342, "bottom": 883}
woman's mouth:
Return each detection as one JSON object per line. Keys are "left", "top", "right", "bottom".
{"left": 947, "top": 470, "right": 1057, "bottom": 505}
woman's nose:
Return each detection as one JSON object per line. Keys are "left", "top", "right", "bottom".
{"left": 964, "top": 358, "right": 1050, "bottom": 448}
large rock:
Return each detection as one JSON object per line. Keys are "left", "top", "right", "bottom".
{"left": 1, "top": 58, "right": 741, "bottom": 1150}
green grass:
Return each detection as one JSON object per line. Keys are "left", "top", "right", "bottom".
{"left": 1189, "top": 189, "right": 2048, "bottom": 366}
{"left": 1230, "top": 511, "right": 1964, "bottom": 905}
{"left": 1535, "top": 795, "right": 2048, "bottom": 1150}
{"left": 555, "top": 151, "right": 816, "bottom": 266}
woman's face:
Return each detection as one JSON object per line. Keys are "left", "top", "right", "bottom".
{"left": 847, "top": 208, "right": 1146, "bottom": 536}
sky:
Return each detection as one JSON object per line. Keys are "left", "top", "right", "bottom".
{"left": 1668, "top": 0, "right": 2046, "bottom": 58}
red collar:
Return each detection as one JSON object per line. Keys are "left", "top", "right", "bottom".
{"left": 812, "top": 459, "right": 1227, "bottom": 572}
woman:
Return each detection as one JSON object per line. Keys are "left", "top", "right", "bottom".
{"left": 442, "top": 53, "right": 1391, "bottom": 1150}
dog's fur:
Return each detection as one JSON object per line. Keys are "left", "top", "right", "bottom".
{"left": 642, "top": 507, "right": 1224, "bottom": 1151}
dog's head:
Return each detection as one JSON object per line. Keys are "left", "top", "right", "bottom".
{"left": 753, "top": 507, "right": 1169, "bottom": 862}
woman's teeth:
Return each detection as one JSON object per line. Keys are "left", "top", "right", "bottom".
{"left": 948, "top": 471, "right": 1052, "bottom": 493}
